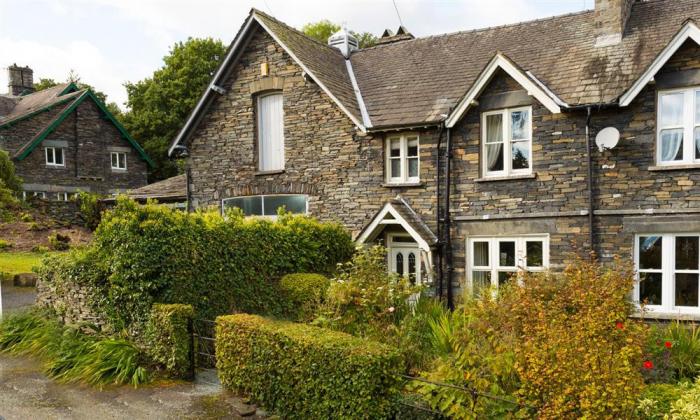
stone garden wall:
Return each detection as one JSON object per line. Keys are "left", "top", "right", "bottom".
{"left": 36, "top": 277, "right": 108, "bottom": 331}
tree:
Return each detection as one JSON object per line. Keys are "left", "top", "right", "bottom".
{"left": 302, "top": 20, "right": 377, "bottom": 49}
{"left": 34, "top": 78, "right": 59, "bottom": 91}
{"left": 121, "top": 37, "right": 226, "bottom": 182}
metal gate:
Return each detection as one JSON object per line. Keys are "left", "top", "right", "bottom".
{"left": 193, "top": 318, "right": 217, "bottom": 368}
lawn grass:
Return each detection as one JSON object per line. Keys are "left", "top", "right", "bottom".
{"left": 0, "top": 252, "right": 50, "bottom": 276}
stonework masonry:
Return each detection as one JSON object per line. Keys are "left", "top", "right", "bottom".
{"left": 186, "top": 24, "right": 700, "bottom": 299}
{"left": 0, "top": 98, "right": 148, "bottom": 196}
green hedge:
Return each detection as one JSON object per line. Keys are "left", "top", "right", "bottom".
{"left": 279, "top": 273, "right": 329, "bottom": 321}
{"left": 216, "top": 314, "right": 404, "bottom": 419}
{"left": 146, "top": 303, "right": 194, "bottom": 379}
{"left": 37, "top": 197, "right": 355, "bottom": 333}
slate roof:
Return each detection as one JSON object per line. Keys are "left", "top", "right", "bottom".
{"left": 0, "top": 84, "right": 81, "bottom": 127}
{"left": 389, "top": 197, "right": 438, "bottom": 246}
{"left": 349, "top": 0, "right": 700, "bottom": 128}
{"left": 105, "top": 174, "right": 187, "bottom": 202}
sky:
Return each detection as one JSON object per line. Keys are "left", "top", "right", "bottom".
{"left": 0, "top": 0, "right": 594, "bottom": 110}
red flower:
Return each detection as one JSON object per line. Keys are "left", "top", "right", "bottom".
{"left": 615, "top": 322, "right": 624, "bottom": 330}
{"left": 643, "top": 360, "right": 654, "bottom": 369}
{"left": 665, "top": 341, "right": 673, "bottom": 349}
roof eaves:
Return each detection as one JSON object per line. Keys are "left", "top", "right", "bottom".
{"left": 445, "top": 53, "right": 563, "bottom": 128}
{"left": 619, "top": 20, "right": 700, "bottom": 107}
{"left": 14, "top": 90, "right": 154, "bottom": 167}
{"left": 0, "top": 93, "right": 79, "bottom": 129}
{"left": 168, "top": 12, "right": 258, "bottom": 157}
{"left": 252, "top": 12, "right": 367, "bottom": 132}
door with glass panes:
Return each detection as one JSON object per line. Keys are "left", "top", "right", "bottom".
{"left": 388, "top": 235, "right": 421, "bottom": 285}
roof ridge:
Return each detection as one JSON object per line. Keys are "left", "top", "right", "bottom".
{"left": 251, "top": 8, "right": 346, "bottom": 58}
{"left": 355, "top": 8, "right": 594, "bottom": 53}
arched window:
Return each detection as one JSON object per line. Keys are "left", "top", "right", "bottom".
{"left": 396, "top": 253, "right": 404, "bottom": 276}
{"left": 408, "top": 252, "right": 416, "bottom": 285}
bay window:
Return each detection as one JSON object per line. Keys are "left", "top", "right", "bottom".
{"left": 636, "top": 234, "right": 700, "bottom": 313}
{"left": 657, "top": 87, "right": 700, "bottom": 165}
{"left": 482, "top": 107, "right": 532, "bottom": 177}
{"left": 385, "top": 134, "right": 419, "bottom": 184}
{"left": 257, "top": 92, "right": 285, "bottom": 171}
{"left": 222, "top": 194, "right": 307, "bottom": 217}
{"left": 467, "top": 235, "right": 548, "bottom": 296}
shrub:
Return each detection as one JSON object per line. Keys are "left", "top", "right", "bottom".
{"left": 666, "top": 322, "right": 700, "bottom": 381}
{"left": 0, "top": 239, "right": 12, "bottom": 250}
{"left": 278, "top": 273, "right": 329, "bottom": 321}
{"left": 317, "top": 246, "right": 419, "bottom": 338}
{"left": 414, "top": 258, "right": 648, "bottom": 419}
{"left": 216, "top": 314, "right": 403, "bottom": 419}
{"left": 0, "top": 310, "right": 148, "bottom": 387}
{"left": 637, "top": 383, "right": 686, "bottom": 419}
{"left": 76, "top": 191, "right": 103, "bottom": 230}
{"left": 670, "top": 378, "right": 700, "bottom": 419}
{"left": 145, "top": 303, "right": 194, "bottom": 379}
{"left": 38, "top": 198, "right": 354, "bottom": 334}
{"left": 31, "top": 245, "right": 49, "bottom": 254}
{"left": 48, "top": 233, "right": 71, "bottom": 251}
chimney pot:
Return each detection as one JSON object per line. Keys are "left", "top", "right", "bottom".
{"left": 8, "top": 64, "right": 35, "bottom": 96}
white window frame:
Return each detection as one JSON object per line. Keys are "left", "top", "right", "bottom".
{"left": 385, "top": 133, "right": 420, "bottom": 184}
{"left": 481, "top": 106, "right": 532, "bottom": 177}
{"left": 257, "top": 92, "right": 285, "bottom": 171}
{"left": 45, "top": 147, "right": 65, "bottom": 167}
{"left": 634, "top": 234, "right": 700, "bottom": 314}
{"left": 466, "top": 234, "right": 549, "bottom": 294}
{"left": 111, "top": 152, "right": 127, "bottom": 171}
{"left": 55, "top": 192, "right": 69, "bottom": 201}
{"left": 656, "top": 87, "right": 700, "bottom": 166}
{"left": 221, "top": 194, "right": 308, "bottom": 219}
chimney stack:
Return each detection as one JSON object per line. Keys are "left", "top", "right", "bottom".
{"left": 594, "top": 0, "right": 636, "bottom": 47}
{"left": 8, "top": 64, "right": 35, "bottom": 96}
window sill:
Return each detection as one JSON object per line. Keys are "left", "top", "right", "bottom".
{"left": 255, "top": 169, "right": 285, "bottom": 176}
{"left": 648, "top": 163, "right": 700, "bottom": 172}
{"left": 111, "top": 169, "right": 127, "bottom": 173}
{"left": 475, "top": 173, "right": 536, "bottom": 183}
{"left": 45, "top": 165, "right": 66, "bottom": 169}
{"left": 630, "top": 310, "right": 700, "bottom": 322}
{"left": 382, "top": 182, "right": 425, "bottom": 188}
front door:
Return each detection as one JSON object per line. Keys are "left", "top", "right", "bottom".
{"left": 389, "top": 243, "right": 421, "bottom": 285}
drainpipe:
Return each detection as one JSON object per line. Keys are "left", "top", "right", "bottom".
{"left": 186, "top": 166, "right": 192, "bottom": 213}
{"left": 585, "top": 107, "right": 595, "bottom": 255}
{"left": 435, "top": 124, "right": 444, "bottom": 300}
{"left": 444, "top": 127, "right": 454, "bottom": 309}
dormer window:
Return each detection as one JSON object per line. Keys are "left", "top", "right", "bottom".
{"left": 657, "top": 88, "right": 700, "bottom": 166}
{"left": 482, "top": 107, "right": 532, "bottom": 177}
{"left": 45, "top": 147, "right": 64, "bottom": 167}
{"left": 257, "top": 92, "right": 285, "bottom": 171}
{"left": 385, "top": 134, "right": 419, "bottom": 184}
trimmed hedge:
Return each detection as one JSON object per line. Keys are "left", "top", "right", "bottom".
{"left": 216, "top": 314, "right": 404, "bottom": 418}
{"left": 279, "top": 273, "right": 329, "bottom": 321}
{"left": 37, "top": 197, "right": 355, "bottom": 334}
{"left": 146, "top": 303, "right": 194, "bottom": 379}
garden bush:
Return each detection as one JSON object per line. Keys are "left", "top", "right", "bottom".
{"left": 413, "top": 257, "right": 649, "bottom": 419}
{"left": 636, "top": 383, "right": 686, "bottom": 419}
{"left": 216, "top": 313, "right": 404, "bottom": 419}
{"left": 38, "top": 197, "right": 355, "bottom": 334}
{"left": 76, "top": 191, "right": 103, "bottom": 230}
{"left": 278, "top": 273, "right": 329, "bottom": 321}
{"left": 48, "top": 233, "right": 71, "bottom": 251}
{"left": 145, "top": 303, "right": 194, "bottom": 379}
{"left": 670, "top": 378, "right": 700, "bottom": 419}
{"left": 0, "top": 310, "right": 148, "bottom": 387}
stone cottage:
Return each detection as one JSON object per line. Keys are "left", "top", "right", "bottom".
{"left": 169, "top": 0, "right": 700, "bottom": 318}
{"left": 0, "top": 65, "right": 151, "bottom": 198}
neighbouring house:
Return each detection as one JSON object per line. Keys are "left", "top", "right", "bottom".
{"left": 169, "top": 0, "right": 700, "bottom": 319}
{"left": 0, "top": 65, "right": 152, "bottom": 199}
{"left": 101, "top": 174, "right": 187, "bottom": 209}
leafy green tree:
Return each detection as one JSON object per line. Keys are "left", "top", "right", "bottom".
{"left": 0, "top": 150, "right": 22, "bottom": 192}
{"left": 33, "top": 78, "right": 59, "bottom": 91}
{"left": 121, "top": 37, "right": 226, "bottom": 182}
{"left": 302, "top": 20, "right": 377, "bottom": 48}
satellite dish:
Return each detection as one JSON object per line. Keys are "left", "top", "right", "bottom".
{"left": 595, "top": 127, "right": 620, "bottom": 152}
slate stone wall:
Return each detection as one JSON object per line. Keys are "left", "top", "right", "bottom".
{"left": 186, "top": 25, "right": 700, "bottom": 298}
{"left": 0, "top": 99, "right": 148, "bottom": 195}
{"left": 36, "top": 277, "right": 108, "bottom": 331}
{"left": 187, "top": 30, "right": 439, "bottom": 237}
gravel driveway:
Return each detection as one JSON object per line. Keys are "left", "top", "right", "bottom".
{"left": 0, "top": 354, "right": 265, "bottom": 419}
